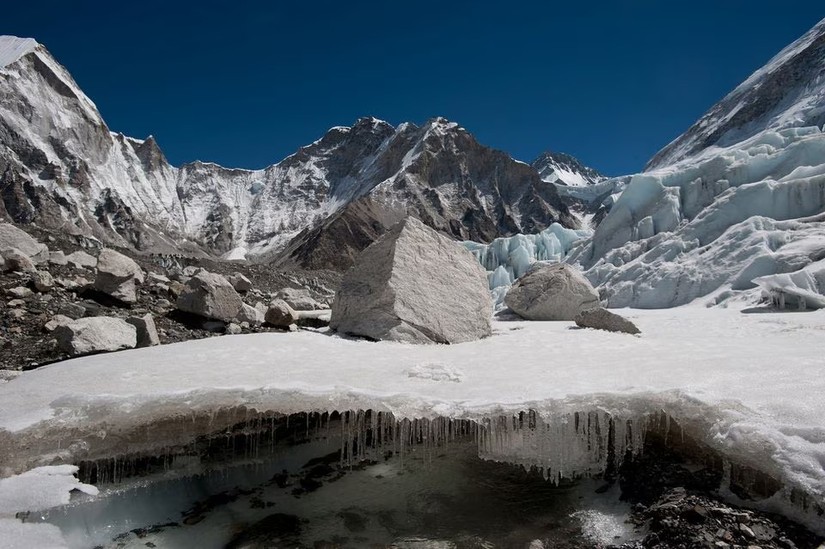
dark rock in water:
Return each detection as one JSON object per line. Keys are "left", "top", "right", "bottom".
{"left": 330, "top": 217, "right": 492, "bottom": 344}
{"left": 574, "top": 307, "right": 640, "bottom": 335}
{"left": 225, "top": 513, "right": 302, "bottom": 549}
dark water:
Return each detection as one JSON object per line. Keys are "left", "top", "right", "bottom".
{"left": 36, "top": 427, "right": 639, "bottom": 548}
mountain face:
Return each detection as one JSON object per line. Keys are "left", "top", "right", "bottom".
{"left": 531, "top": 151, "right": 606, "bottom": 187}
{"left": 0, "top": 36, "right": 576, "bottom": 269}
{"left": 646, "top": 18, "right": 825, "bottom": 170}
{"left": 573, "top": 18, "right": 825, "bottom": 309}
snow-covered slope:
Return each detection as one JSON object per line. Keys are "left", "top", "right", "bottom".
{"left": 647, "top": 18, "right": 825, "bottom": 170}
{"left": 0, "top": 36, "right": 575, "bottom": 265}
{"left": 572, "top": 19, "right": 825, "bottom": 309}
{"left": 532, "top": 151, "right": 605, "bottom": 187}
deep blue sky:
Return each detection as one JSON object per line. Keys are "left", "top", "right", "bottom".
{"left": 3, "top": 2, "right": 824, "bottom": 175}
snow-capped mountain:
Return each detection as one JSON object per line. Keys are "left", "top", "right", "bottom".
{"left": 646, "top": 18, "right": 825, "bottom": 170}
{"left": 531, "top": 151, "right": 605, "bottom": 187}
{"left": 0, "top": 36, "right": 576, "bottom": 267}
{"left": 572, "top": 17, "right": 825, "bottom": 309}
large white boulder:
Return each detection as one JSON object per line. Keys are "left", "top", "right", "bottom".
{"left": 94, "top": 249, "right": 145, "bottom": 303}
{"left": 54, "top": 317, "right": 137, "bottom": 355}
{"left": 176, "top": 271, "right": 244, "bottom": 322}
{"left": 330, "top": 217, "right": 492, "bottom": 344}
{"left": 0, "top": 223, "right": 48, "bottom": 264}
{"left": 505, "top": 263, "right": 600, "bottom": 321}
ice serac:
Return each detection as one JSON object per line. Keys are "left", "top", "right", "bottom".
{"left": 572, "top": 19, "right": 825, "bottom": 309}
{"left": 330, "top": 217, "right": 493, "bottom": 344}
{"left": 0, "top": 37, "right": 577, "bottom": 266}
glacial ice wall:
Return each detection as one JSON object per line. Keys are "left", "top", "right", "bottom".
{"left": 463, "top": 223, "right": 591, "bottom": 306}
{"left": 572, "top": 127, "right": 825, "bottom": 308}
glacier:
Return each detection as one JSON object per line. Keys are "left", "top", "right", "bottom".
{"left": 0, "top": 306, "right": 824, "bottom": 539}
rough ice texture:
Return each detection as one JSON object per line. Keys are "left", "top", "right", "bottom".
{"left": 331, "top": 217, "right": 493, "bottom": 344}
{"left": 1, "top": 307, "right": 824, "bottom": 531}
{"left": 505, "top": 263, "right": 600, "bottom": 321}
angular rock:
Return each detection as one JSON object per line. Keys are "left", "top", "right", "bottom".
{"left": 330, "top": 217, "right": 493, "bottom": 344}
{"left": 1, "top": 248, "right": 36, "bottom": 273}
{"left": 276, "top": 287, "right": 322, "bottom": 311}
{"left": 94, "top": 249, "right": 145, "bottom": 304}
{"left": 182, "top": 266, "right": 201, "bottom": 277}
{"left": 6, "top": 286, "right": 33, "bottom": 299}
{"left": 44, "top": 315, "right": 73, "bottom": 332}
{"left": 505, "top": 263, "right": 600, "bottom": 321}
{"left": 574, "top": 307, "right": 641, "bottom": 335}
{"left": 30, "top": 270, "right": 54, "bottom": 292}
{"left": 0, "top": 223, "right": 48, "bottom": 264}
{"left": 54, "top": 317, "right": 137, "bottom": 355}
{"left": 126, "top": 314, "right": 161, "bottom": 348}
{"left": 265, "top": 299, "right": 298, "bottom": 328}
{"left": 176, "top": 271, "right": 244, "bottom": 322}
{"left": 65, "top": 251, "right": 97, "bottom": 269}
{"left": 227, "top": 322, "right": 242, "bottom": 335}
{"left": 57, "top": 302, "right": 87, "bottom": 319}
{"left": 7, "top": 299, "right": 25, "bottom": 308}
{"left": 48, "top": 251, "right": 68, "bottom": 266}
{"left": 147, "top": 272, "right": 170, "bottom": 284}
{"left": 237, "top": 303, "right": 265, "bottom": 326}
{"left": 228, "top": 272, "right": 253, "bottom": 293}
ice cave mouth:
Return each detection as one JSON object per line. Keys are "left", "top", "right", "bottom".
{"left": 16, "top": 407, "right": 824, "bottom": 547}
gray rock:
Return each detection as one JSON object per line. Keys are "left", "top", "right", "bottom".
{"left": 0, "top": 254, "right": 4, "bottom": 271}
{"left": 31, "top": 270, "right": 54, "bottom": 292}
{"left": 147, "top": 272, "right": 170, "bottom": 284}
{"left": 0, "top": 223, "right": 48, "bottom": 264}
{"left": 57, "top": 302, "right": 87, "bottom": 319}
{"left": 505, "top": 263, "right": 600, "bottom": 321}
{"left": 227, "top": 322, "right": 242, "bottom": 335}
{"left": 574, "top": 307, "right": 641, "bottom": 335}
{"left": 176, "top": 271, "right": 244, "bottom": 322}
{"left": 44, "top": 315, "right": 73, "bottom": 332}
{"left": 237, "top": 303, "right": 264, "bottom": 326}
{"left": 182, "top": 266, "right": 201, "bottom": 277}
{"left": 228, "top": 272, "right": 253, "bottom": 293}
{"left": 1, "top": 248, "right": 36, "bottom": 273}
{"left": 6, "top": 286, "right": 33, "bottom": 299}
{"left": 330, "top": 217, "right": 493, "bottom": 344}
{"left": 48, "top": 251, "right": 68, "bottom": 266}
{"left": 126, "top": 314, "right": 161, "bottom": 347}
{"left": 276, "top": 287, "right": 322, "bottom": 311}
{"left": 65, "top": 250, "right": 98, "bottom": 269}
{"left": 54, "top": 317, "right": 137, "bottom": 355}
{"left": 7, "top": 299, "right": 25, "bottom": 308}
{"left": 94, "top": 249, "right": 145, "bottom": 303}
{"left": 265, "top": 299, "right": 298, "bottom": 328}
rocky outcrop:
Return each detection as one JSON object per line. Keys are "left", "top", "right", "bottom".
{"left": 54, "top": 317, "right": 137, "bottom": 355}
{"left": 176, "top": 271, "right": 244, "bottom": 322}
{"left": 94, "top": 249, "right": 144, "bottom": 303}
{"left": 505, "top": 263, "right": 599, "bottom": 321}
{"left": 330, "top": 217, "right": 492, "bottom": 344}
{"left": 574, "top": 307, "right": 640, "bottom": 335}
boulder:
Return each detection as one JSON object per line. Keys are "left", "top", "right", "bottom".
{"left": 574, "top": 307, "right": 641, "bottom": 335}
{"left": 66, "top": 251, "right": 97, "bottom": 269}
{"left": 54, "top": 317, "right": 137, "bottom": 355}
{"left": 94, "top": 249, "right": 145, "bottom": 303}
{"left": 276, "top": 287, "right": 322, "bottom": 311}
{"left": 265, "top": 299, "right": 298, "bottom": 328}
{"left": 182, "top": 265, "right": 201, "bottom": 277}
{"left": 227, "top": 323, "right": 242, "bottom": 335}
{"left": 237, "top": 303, "right": 265, "bottom": 326}
{"left": 31, "top": 270, "right": 54, "bottom": 292}
{"left": 6, "top": 286, "right": 32, "bottom": 299}
{"left": 126, "top": 314, "right": 161, "bottom": 347}
{"left": 44, "top": 315, "right": 73, "bottom": 332}
{"left": 1, "top": 248, "right": 36, "bottom": 273}
{"left": 228, "top": 272, "right": 253, "bottom": 293}
{"left": 48, "top": 251, "right": 68, "bottom": 266}
{"left": 176, "top": 271, "right": 244, "bottom": 322}
{"left": 505, "top": 263, "right": 600, "bottom": 321}
{"left": 0, "top": 223, "right": 48, "bottom": 264}
{"left": 330, "top": 217, "right": 493, "bottom": 344}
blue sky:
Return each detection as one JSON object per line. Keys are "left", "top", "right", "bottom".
{"left": 3, "top": 2, "right": 824, "bottom": 175}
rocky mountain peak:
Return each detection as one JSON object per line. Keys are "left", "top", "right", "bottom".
{"left": 531, "top": 150, "right": 606, "bottom": 187}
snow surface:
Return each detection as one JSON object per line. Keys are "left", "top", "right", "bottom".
{"left": 1, "top": 307, "right": 824, "bottom": 533}
{"left": 0, "top": 36, "right": 38, "bottom": 69}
